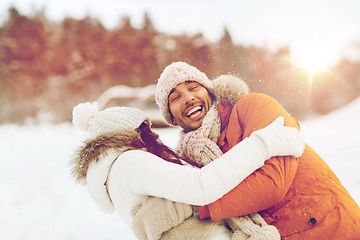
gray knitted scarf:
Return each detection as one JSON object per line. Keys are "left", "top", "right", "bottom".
{"left": 178, "top": 105, "right": 222, "bottom": 167}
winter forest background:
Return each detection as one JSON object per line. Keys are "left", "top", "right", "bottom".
{"left": 1, "top": 6, "right": 360, "bottom": 124}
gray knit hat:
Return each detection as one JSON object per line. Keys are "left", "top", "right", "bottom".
{"left": 72, "top": 102, "right": 149, "bottom": 137}
{"left": 155, "top": 61, "right": 213, "bottom": 125}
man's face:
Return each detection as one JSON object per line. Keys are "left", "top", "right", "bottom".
{"left": 168, "top": 81, "right": 213, "bottom": 132}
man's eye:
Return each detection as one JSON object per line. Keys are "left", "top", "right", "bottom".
{"left": 170, "top": 95, "right": 179, "bottom": 102}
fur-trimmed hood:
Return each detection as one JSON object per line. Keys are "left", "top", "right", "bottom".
{"left": 211, "top": 74, "right": 250, "bottom": 106}
{"left": 70, "top": 130, "right": 146, "bottom": 185}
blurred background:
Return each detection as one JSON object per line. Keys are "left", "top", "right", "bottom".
{"left": 0, "top": 0, "right": 359, "bottom": 125}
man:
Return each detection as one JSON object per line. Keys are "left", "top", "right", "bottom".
{"left": 155, "top": 61, "right": 360, "bottom": 239}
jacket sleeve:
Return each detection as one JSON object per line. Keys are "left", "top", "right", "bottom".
{"left": 198, "top": 93, "right": 301, "bottom": 221}
{"left": 108, "top": 133, "right": 270, "bottom": 206}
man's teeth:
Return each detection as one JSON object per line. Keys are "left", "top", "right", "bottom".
{"left": 187, "top": 106, "right": 202, "bottom": 117}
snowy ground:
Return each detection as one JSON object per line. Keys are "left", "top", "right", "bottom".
{"left": 1, "top": 98, "right": 360, "bottom": 240}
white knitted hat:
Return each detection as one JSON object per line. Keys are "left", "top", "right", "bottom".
{"left": 72, "top": 102, "right": 149, "bottom": 137}
{"left": 155, "top": 61, "right": 213, "bottom": 125}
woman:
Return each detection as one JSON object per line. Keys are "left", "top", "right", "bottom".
{"left": 70, "top": 102, "right": 304, "bottom": 239}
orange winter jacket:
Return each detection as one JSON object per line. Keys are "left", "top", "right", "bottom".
{"left": 197, "top": 93, "right": 360, "bottom": 239}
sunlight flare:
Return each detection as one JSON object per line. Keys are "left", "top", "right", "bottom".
{"left": 300, "top": 46, "right": 333, "bottom": 75}
{"left": 291, "top": 40, "right": 335, "bottom": 75}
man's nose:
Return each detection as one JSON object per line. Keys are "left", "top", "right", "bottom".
{"left": 183, "top": 92, "right": 195, "bottom": 104}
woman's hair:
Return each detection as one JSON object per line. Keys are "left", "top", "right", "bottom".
{"left": 137, "top": 122, "right": 201, "bottom": 168}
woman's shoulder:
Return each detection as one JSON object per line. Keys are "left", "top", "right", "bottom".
{"left": 115, "top": 150, "right": 165, "bottom": 168}
{"left": 119, "top": 149, "right": 157, "bottom": 159}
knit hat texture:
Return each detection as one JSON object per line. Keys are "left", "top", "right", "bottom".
{"left": 155, "top": 61, "right": 213, "bottom": 125}
{"left": 72, "top": 102, "right": 149, "bottom": 137}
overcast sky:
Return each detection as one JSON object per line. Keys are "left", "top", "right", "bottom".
{"left": 1, "top": 0, "right": 360, "bottom": 64}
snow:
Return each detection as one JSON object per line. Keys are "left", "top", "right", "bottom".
{"left": 1, "top": 98, "right": 360, "bottom": 240}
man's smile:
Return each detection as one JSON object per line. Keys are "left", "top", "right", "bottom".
{"left": 186, "top": 105, "right": 203, "bottom": 117}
